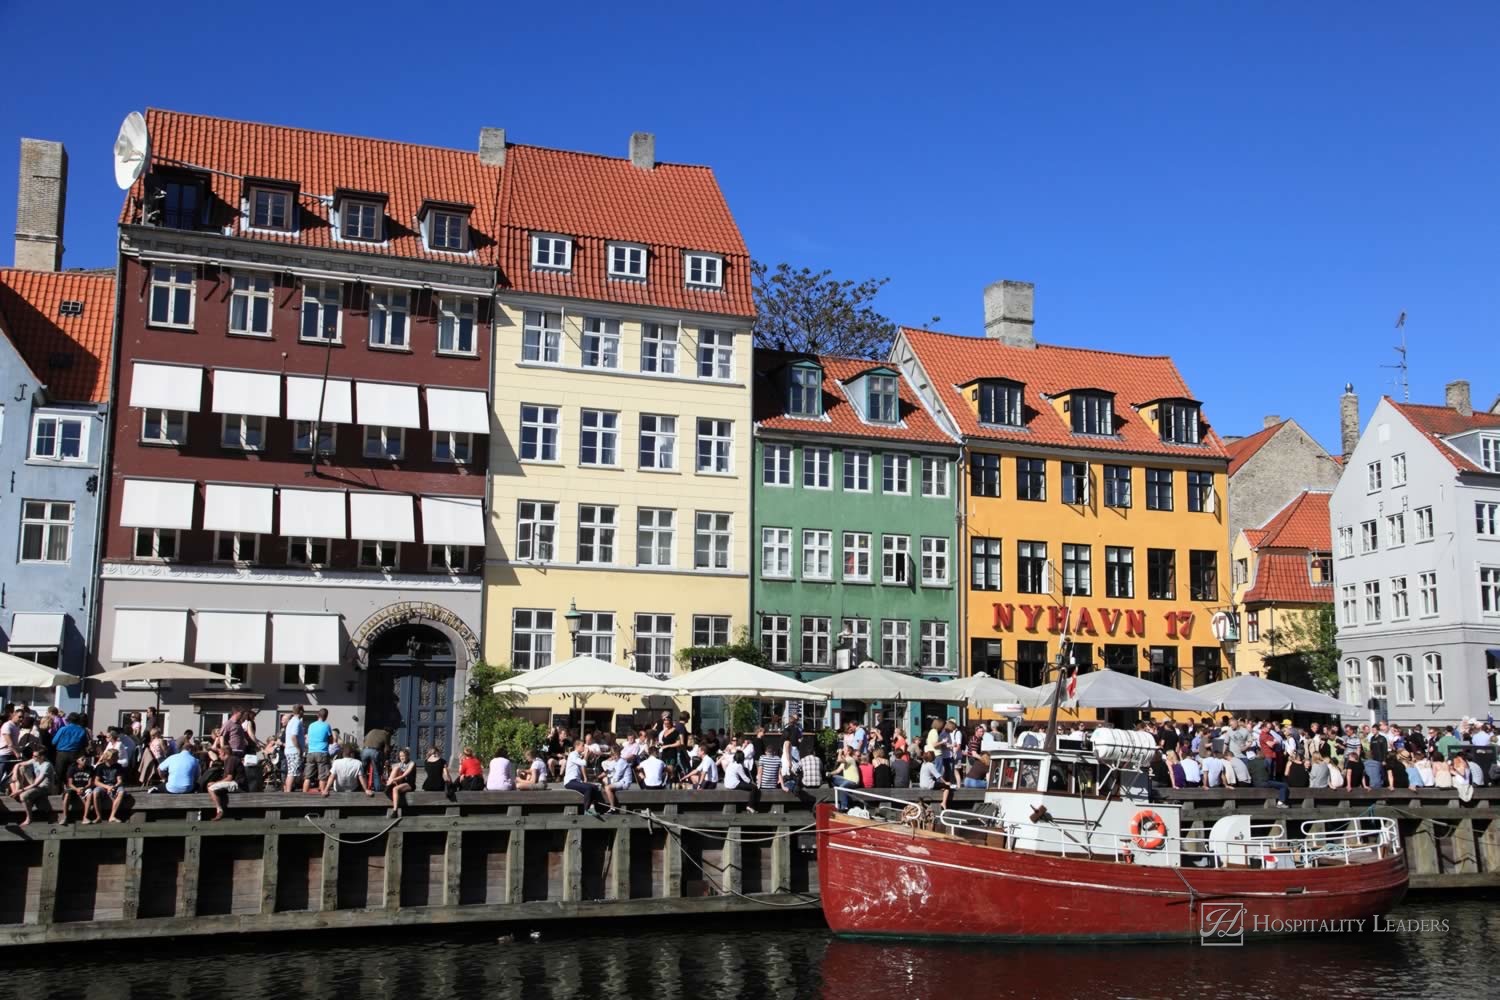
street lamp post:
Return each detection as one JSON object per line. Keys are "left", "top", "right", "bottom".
{"left": 564, "top": 599, "right": 582, "bottom": 656}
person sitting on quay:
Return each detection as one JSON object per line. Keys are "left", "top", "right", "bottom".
{"left": 917, "top": 749, "right": 954, "bottom": 812}
{"left": 604, "top": 745, "right": 635, "bottom": 796}
{"left": 516, "top": 749, "right": 548, "bottom": 790}
{"left": 562, "top": 742, "right": 610, "bottom": 816}
{"left": 828, "top": 746, "right": 860, "bottom": 810}
{"left": 62, "top": 750, "right": 94, "bottom": 824}
{"left": 687, "top": 745, "right": 720, "bottom": 790}
{"left": 385, "top": 748, "right": 417, "bottom": 818}
{"left": 11, "top": 745, "right": 56, "bottom": 828}
{"left": 486, "top": 749, "right": 514, "bottom": 791}
{"left": 637, "top": 745, "right": 669, "bottom": 791}
{"left": 324, "top": 745, "right": 374, "bottom": 797}
{"left": 421, "top": 745, "right": 451, "bottom": 796}
{"left": 206, "top": 750, "right": 248, "bottom": 822}
{"left": 89, "top": 748, "right": 127, "bottom": 823}
{"left": 158, "top": 740, "right": 201, "bottom": 796}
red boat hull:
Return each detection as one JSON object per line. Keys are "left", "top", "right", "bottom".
{"left": 816, "top": 804, "right": 1409, "bottom": 942}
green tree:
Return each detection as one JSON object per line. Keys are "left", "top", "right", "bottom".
{"left": 458, "top": 661, "right": 547, "bottom": 760}
{"left": 1262, "top": 605, "right": 1341, "bottom": 694}
{"left": 752, "top": 260, "right": 899, "bottom": 359}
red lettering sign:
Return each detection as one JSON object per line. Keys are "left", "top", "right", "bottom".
{"left": 1047, "top": 606, "right": 1070, "bottom": 634}
{"left": 1097, "top": 608, "right": 1122, "bottom": 636}
{"left": 1020, "top": 605, "right": 1044, "bottom": 632}
{"left": 1125, "top": 610, "right": 1147, "bottom": 638}
{"left": 994, "top": 603, "right": 1014, "bottom": 630}
{"left": 1074, "top": 607, "right": 1098, "bottom": 636}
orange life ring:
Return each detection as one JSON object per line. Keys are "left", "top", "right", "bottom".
{"left": 1129, "top": 809, "right": 1167, "bottom": 851}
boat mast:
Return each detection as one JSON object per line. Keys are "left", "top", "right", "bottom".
{"left": 1042, "top": 590, "right": 1075, "bottom": 754}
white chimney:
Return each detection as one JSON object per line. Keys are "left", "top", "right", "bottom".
{"left": 630, "top": 132, "right": 656, "bottom": 170}
{"left": 983, "top": 280, "right": 1035, "bottom": 348}
{"left": 478, "top": 127, "right": 506, "bottom": 168}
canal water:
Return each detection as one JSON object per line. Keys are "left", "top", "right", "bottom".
{"left": 5, "top": 898, "right": 1495, "bottom": 1000}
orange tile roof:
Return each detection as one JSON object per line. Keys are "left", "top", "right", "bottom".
{"left": 1225, "top": 421, "right": 1284, "bottom": 476}
{"left": 1255, "top": 490, "right": 1332, "bottom": 550}
{"left": 754, "top": 350, "right": 956, "bottom": 445}
{"left": 1243, "top": 528, "right": 1268, "bottom": 548}
{"left": 497, "top": 145, "right": 753, "bottom": 318}
{"left": 899, "top": 328, "right": 1228, "bottom": 460}
{"left": 0, "top": 268, "right": 115, "bottom": 402}
{"left": 1388, "top": 399, "right": 1500, "bottom": 474}
{"left": 121, "top": 109, "right": 503, "bottom": 266}
{"left": 1243, "top": 552, "right": 1333, "bottom": 605}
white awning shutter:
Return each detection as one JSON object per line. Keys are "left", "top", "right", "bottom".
{"left": 278, "top": 489, "right": 347, "bottom": 538}
{"left": 420, "top": 496, "right": 485, "bottom": 546}
{"left": 7, "top": 612, "right": 65, "bottom": 651}
{"left": 111, "top": 609, "right": 188, "bottom": 662}
{"left": 286, "top": 376, "right": 353, "bottom": 423}
{"left": 120, "top": 479, "right": 196, "bottom": 530}
{"left": 129, "top": 363, "right": 203, "bottom": 411}
{"left": 212, "top": 369, "right": 282, "bottom": 417}
{"left": 271, "top": 613, "right": 342, "bottom": 666}
{"left": 425, "top": 388, "right": 490, "bottom": 434}
{"left": 203, "top": 484, "right": 275, "bottom": 534}
{"left": 349, "top": 492, "right": 416, "bottom": 542}
{"left": 194, "top": 611, "right": 268, "bottom": 663}
{"left": 355, "top": 382, "right": 421, "bottom": 428}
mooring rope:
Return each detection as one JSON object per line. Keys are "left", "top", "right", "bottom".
{"left": 301, "top": 812, "right": 402, "bottom": 844}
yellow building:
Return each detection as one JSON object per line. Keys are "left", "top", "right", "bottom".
{"left": 894, "top": 282, "right": 1233, "bottom": 710}
{"left": 484, "top": 135, "right": 755, "bottom": 729}
{"left": 1229, "top": 491, "right": 1335, "bottom": 678}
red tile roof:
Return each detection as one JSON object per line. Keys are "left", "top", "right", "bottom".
{"left": 1243, "top": 528, "right": 1268, "bottom": 549}
{"left": 1255, "top": 490, "right": 1331, "bottom": 550}
{"left": 1389, "top": 399, "right": 1500, "bottom": 474}
{"left": 0, "top": 268, "right": 115, "bottom": 402}
{"left": 1242, "top": 491, "right": 1332, "bottom": 605}
{"left": 899, "top": 328, "right": 1228, "bottom": 460}
{"left": 121, "top": 109, "right": 503, "bottom": 266}
{"left": 1243, "top": 552, "right": 1333, "bottom": 605}
{"left": 754, "top": 350, "right": 956, "bottom": 446}
{"left": 497, "top": 145, "right": 753, "bottom": 318}
{"left": 1225, "top": 421, "right": 1284, "bottom": 476}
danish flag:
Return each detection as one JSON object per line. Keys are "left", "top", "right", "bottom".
{"left": 1066, "top": 668, "right": 1078, "bottom": 700}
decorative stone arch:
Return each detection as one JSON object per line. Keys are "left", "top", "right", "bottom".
{"left": 351, "top": 601, "right": 481, "bottom": 671}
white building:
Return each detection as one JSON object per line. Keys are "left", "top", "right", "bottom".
{"left": 1330, "top": 380, "right": 1500, "bottom": 725}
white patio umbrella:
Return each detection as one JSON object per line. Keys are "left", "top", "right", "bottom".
{"left": 1190, "top": 675, "right": 1359, "bottom": 716}
{"left": 491, "top": 654, "right": 678, "bottom": 697}
{"left": 92, "top": 661, "right": 228, "bottom": 684}
{"left": 0, "top": 650, "right": 80, "bottom": 688}
{"left": 675, "top": 658, "right": 828, "bottom": 700}
{"left": 930, "top": 673, "right": 1032, "bottom": 708}
{"left": 807, "top": 666, "right": 948, "bottom": 701}
{"left": 1022, "top": 670, "right": 1216, "bottom": 713}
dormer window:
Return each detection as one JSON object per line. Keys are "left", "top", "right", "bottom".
{"left": 531, "top": 234, "right": 573, "bottom": 271}
{"left": 420, "top": 201, "right": 473, "bottom": 253}
{"left": 1158, "top": 401, "right": 1201, "bottom": 444}
{"left": 153, "top": 171, "right": 207, "bottom": 230}
{"left": 335, "top": 191, "right": 386, "bottom": 242}
{"left": 248, "top": 185, "right": 294, "bottom": 231}
{"left": 685, "top": 253, "right": 722, "bottom": 288}
{"left": 1067, "top": 391, "right": 1115, "bottom": 435}
{"left": 608, "top": 243, "right": 647, "bottom": 280}
{"left": 977, "top": 380, "right": 1024, "bottom": 427}
{"left": 867, "top": 374, "right": 899, "bottom": 424}
{"left": 788, "top": 364, "right": 822, "bottom": 418}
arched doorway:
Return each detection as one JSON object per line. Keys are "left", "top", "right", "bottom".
{"left": 364, "top": 625, "right": 456, "bottom": 754}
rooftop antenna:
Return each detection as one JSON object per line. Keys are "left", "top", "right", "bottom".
{"left": 1381, "top": 311, "right": 1409, "bottom": 401}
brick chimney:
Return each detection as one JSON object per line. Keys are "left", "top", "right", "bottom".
{"left": 1263, "top": 415, "right": 1282, "bottom": 429}
{"left": 983, "top": 280, "right": 1035, "bottom": 348}
{"left": 478, "top": 127, "right": 506, "bottom": 168}
{"left": 1445, "top": 379, "right": 1472, "bottom": 417}
{"left": 1340, "top": 383, "right": 1360, "bottom": 463}
{"left": 14, "top": 138, "right": 66, "bottom": 271}
{"left": 629, "top": 132, "right": 656, "bottom": 170}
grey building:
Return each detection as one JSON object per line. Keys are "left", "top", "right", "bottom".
{"left": 1225, "top": 415, "right": 1341, "bottom": 544}
{"left": 1, "top": 139, "right": 116, "bottom": 710}
{"left": 1330, "top": 381, "right": 1500, "bottom": 725}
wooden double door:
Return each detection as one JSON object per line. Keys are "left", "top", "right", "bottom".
{"left": 364, "top": 626, "right": 456, "bottom": 754}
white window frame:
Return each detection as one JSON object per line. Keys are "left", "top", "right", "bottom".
{"left": 636, "top": 508, "right": 675, "bottom": 568}
{"left": 804, "top": 447, "right": 832, "bottom": 489}
{"left": 692, "top": 615, "right": 730, "bottom": 648}
{"left": 248, "top": 185, "right": 293, "bottom": 231}
{"left": 511, "top": 609, "right": 555, "bottom": 672}
{"left": 1419, "top": 572, "right": 1439, "bottom": 617}
{"left": 516, "top": 500, "right": 557, "bottom": 562}
{"left": 279, "top": 664, "right": 325, "bottom": 691}
{"left": 579, "top": 409, "right": 620, "bottom": 467}
{"left": 221, "top": 413, "right": 267, "bottom": 452}
{"left": 1482, "top": 436, "right": 1500, "bottom": 473}
{"left": 802, "top": 529, "right": 832, "bottom": 581}
{"left": 131, "top": 527, "right": 179, "bottom": 562}
{"left": 358, "top": 539, "right": 400, "bottom": 570}
{"left": 1414, "top": 506, "right": 1435, "bottom": 542}
{"left": 581, "top": 317, "right": 620, "bottom": 370}
{"left": 1343, "top": 657, "right": 1362, "bottom": 704}
{"left": 920, "top": 536, "right": 950, "bottom": 586}
{"left": 300, "top": 281, "right": 342, "bottom": 343}
{"left": 228, "top": 272, "right": 275, "bottom": 337}
{"left": 576, "top": 612, "right": 614, "bottom": 661}
{"left": 1337, "top": 526, "right": 1354, "bottom": 559}
{"left": 607, "top": 242, "right": 647, "bottom": 280}
{"left": 1390, "top": 575, "right": 1409, "bottom": 620}
{"left": 29, "top": 413, "right": 88, "bottom": 463}
{"left": 432, "top": 430, "right": 472, "bottom": 464}
{"left": 882, "top": 534, "right": 910, "bottom": 585}
{"left": 1339, "top": 585, "right": 1357, "bottom": 627}
{"left": 214, "top": 531, "right": 260, "bottom": 565}
{"left": 369, "top": 287, "right": 410, "bottom": 350}
{"left": 1482, "top": 566, "right": 1500, "bottom": 616}
{"left": 697, "top": 330, "right": 734, "bottom": 380}
{"left": 437, "top": 296, "right": 478, "bottom": 356}
{"left": 148, "top": 264, "right": 195, "bottom": 328}
{"left": 292, "top": 420, "right": 336, "bottom": 456}
{"left": 920, "top": 621, "right": 949, "bottom": 672}
{"left": 1363, "top": 580, "right": 1382, "bottom": 623}
{"left": 577, "top": 504, "right": 618, "bottom": 565}
{"left": 694, "top": 512, "right": 732, "bottom": 570}
{"left": 428, "top": 210, "right": 469, "bottom": 253}
{"left": 1366, "top": 461, "right": 1382, "bottom": 492}
{"left": 881, "top": 619, "right": 910, "bottom": 670}
{"left": 788, "top": 366, "right": 821, "bottom": 417}
{"left": 843, "top": 618, "right": 872, "bottom": 662}
{"left": 763, "top": 444, "right": 793, "bottom": 487}
{"left": 1479, "top": 502, "right": 1500, "bottom": 538}
{"left": 801, "top": 617, "right": 831, "bottom": 666}
{"left": 685, "top": 252, "right": 723, "bottom": 288}
{"left": 531, "top": 233, "right": 574, "bottom": 272}
{"left": 204, "top": 663, "right": 252, "bottom": 691}
{"left": 287, "top": 537, "right": 330, "bottom": 568}
{"left": 921, "top": 457, "right": 950, "bottom": 498}
{"left": 762, "top": 527, "right": 793, "bottom": 579}
{"left": 1367, "top": 656, "right": 1387, "bottom": 701}
{"left": 1394, "top": 654, "right": 1414, "bottom": 705}
{"left": 642, "top": 324, "right": 678, "bottom": 374}
{"left": 882, "top": 453, "right": 910, "bottom": 495}
{"left": 843, "top": 532, "right": 871, "bottom": 583}
{"left": 1423, "top": 652, "right": 1445, "bottom": 704}
{"left": 867, "top": 375, "right": 899, "bottom": 424}
{"left": 141, "top": 409, "right": 188, "bottom": 446}
{"left": 522, "top": 310, "right": 563, "bottom": 364}
{"left": 1386, "top": 512, "right": 1406, "bottom": 547}
{"left": 696, "top": 418, "right": 733, "bottom": 475}
{"left": 761, "top": 615, "right": 790, "bottom": 666}
{"left": 340, "top": 199, "right": 382, "bottom": 242}
{"left": 1391, "top": 453, "right": 1407, "bottom": 486}
{"left": 519, "top": 404, "right": 560, "bottom": 462}
{"left": 362, "top": 424, "right": 405, "bottom": 461}
{"left": 844, "top": 450, "right": 871, "bottom": 493}
{"left": 428, "top": 543, "right": 478, "bottom": 574}
{"left": 1360, "top": 519, "right": 1378, "bottom": 553}
{"left": 639, "top": 414, "right": 677, "bottom": 470}
{"left": 634, "top": 614, "right": 674, "bottom": 677}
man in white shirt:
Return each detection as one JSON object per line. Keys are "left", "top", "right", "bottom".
{"left": 324, "top": 746, "right": 373, "bottom": 797}
{"left": 605, "top": 748, "right": 634, "bottom": 792}
{"left": 637, "top": 746, "right": 669, "bottom": 789}
{"left": 564, "top": 745, "right": 609, "bottom": 815}
{"left": 282, "top": 706, "right": 307, "bottom": 793}
{"left": 1179, "top": 752, "right": 1203, "bottom": 787}
{"left": 690, "top": 752, "right": 720, "bottom": 789}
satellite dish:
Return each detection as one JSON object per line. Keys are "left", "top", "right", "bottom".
{"left": 113, "top": 111, "right": 150, "bottom": 190}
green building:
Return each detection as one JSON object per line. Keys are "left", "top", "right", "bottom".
{"left": 751, "top": 351, "right": 962, "bottom": 736}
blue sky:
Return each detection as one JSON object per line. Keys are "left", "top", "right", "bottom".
{"left": 2, "top": 2, "right": 1496, "bottom": 449}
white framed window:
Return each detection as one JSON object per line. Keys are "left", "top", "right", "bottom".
{"left": 362, "top": 425, "right": 404, "bottom": 460}
{"left": 531, "top": 234, "right": 573, "bottom": 271}
{"left": 866, "top": 375, "right": 899, "bottom": 423}
{"left": 636, "top": 508, "right": 675, "bottom": 567}
{"left": 921, "top": 457, "right": 949, "bottom": 498}
{"left": 1363, "top": 580, "right": 1382, "bottom": 623}
{"left": 693, "top": 615, "right": 730, "bottom": 648}
{"left": 369, "top": 287, "right": 409, "bottom": 349}
{"left": 642, "top": 324, "right": 678, "bottom": 374}
{"left": 1360, "top": 519, "right": 1378, "bottom": 553}
{"left": 1340, "top": 585, "right": 1358, "bottom": 626}
{"left": 802, "top": 529, "right": 832, "bottom": 580}
{"left": 882, "top": 453, "right": 910, "bottom": 495}
{"left": 882, "top": 534, "right": 910, "bottom": 584}
{"left": 1477, "top": 502, "right": 1499, "bottom": 537}
{"left": 300, "top": 281, "right": 341, "bottom": 342}
{"left": 695, "top": 512, "right": 732, "bottom": 570}
{"left": 634, "top": 614, "right": 674, "bottom": 676}
{"left": 696, "top": 418, "right": 733, "bottom": 474}
{"left": 341, "top": 199, "right": 381, "bottom": 241}
{"left": 762, "top": 527, "right": 792, "bottom": 578}
{"left": 1366, "top": 461, "right": 1382, "bottom": 492}
{"left": 843, "top": 618, "right": 872, "bottom": 662}
{"left": 1391, "top": 453, "right": 1407, "bottom": 486}
{"left": 512, "top": 609, "right": 554, "bottom": 671}
{"left": 577, "top": 504, "right": 617, "bottom": 564}
{"left": 433, "top": 430, "right": 472, "bottom": 464}
{"left": 287, "top": 537, "right": 330, "bottom": 568}
{"left": 1394, "top": 654, "right": 1414, "bottom": 705}
{"left": 881, "top": 620, "right": 910, "bottom": 669}
{"left": 1367, "top": 656, "right": 1387, "bottom": 701}
{"left": 920, "top": 537, "right": 950, "bottom": 585}
{"left": 763, "top": 444, "right": 792, "bottom": 486}
{"left": 761, "top": 615, "right": 790, "bottom": 665}
{"left": 1158, "top": 401, "right": 1201, "bottom": 444}
{"left": 429, "top": 210, "right": 468, "bottom": 252}
{"left": 516, "top": 501, "right": 557, "bottom": 561}
{"left": 519, "top": 404, "right": 560, "bottom": 461}
{"left": 438, "top": 297, "right": 477, "bottom": 355}
{"left": 579, "top": 409, "right": 620, "bottom": 467}
{"left": 149, "top": 264, "right": 195, "bottom": 327}
{"left": 522, "top": 310, "right": 562, "bottom": 364}
{"left": 228, "top": 272, "right": 274, "bottom": 336}
{"left": 581, "top": 317, "right": 620, "bottom": 369}
{"left": 1423, "top": 652, "right": 1445, "bottom": 704}
{"left": 214, "top": 531, "right": 258, "bottom": 564}
{"left": 132, "top": 527, "right": 178, "bottom": 562}
{"left": 221, "top": 413, "right": 266, "bottom": 451}
{"left": 842, "top": 532, "right": 871, "bottom": 582}
{"left": 1414, "top": 506, "right": 1434, "bottom": 542}
{"left": 30, "top": 414, "right": 87, "bottom": 462}
{"left": 279, "top": 664, "right": 324, "bottom": 690}
{"left": 685, "top": 252, "right": 722, "bottom": 288}
{"left": 1105, "top": 545, "right": 1133, "bottom": 598}
{"left": 1483, "top": 437, "right": 1500, "bottom": 473}
{"left": 639, "top": 414, "right": 676, "bottom": 470}
{"left": 1390, "top": 576, "right": 1409, "bottom": 619}
{"left": 1337, "top": 526, "right": 1354, "bottom": 558}
{"left": 788, "top": 366, "right": 821, "bottom": 417}
{"left": 978, "top": 381, "right": 1023, "bottom": 427}
{"left": 428, "top": 544, "right": 479, "bottom": 574}
{"left": 1419, "top": 572, "right": 1439, "bottom": 616}
{"left": 248, "top": 186, "right": 293, "bottom": 231}
{"left": 1343, "top": 657, "right": 1362, "bottom": 704}
{"left": 292, "top": 421, "right": 336, "bottom": 455}
{"left": 205, "top": 663, "right": 251, "bottom": 691}
{"left": 920, "top": 621, "right": 949, "bottom": 672}
{"left": 804, "top": 447, "right": 832, "bottom": 489}
{"left": 801, "top": 617, "right": 831, "bottom": 666}
{"left": 697, "top": 330, "right": 734, "bottom": 380}
{"left": 358, "top": 539, "right": 400, "bottom": 570}
{"left": 576, "top": 612, "right": 614, "bottom": 660}
{"left": 607, "top": 242, "right": 647, "bottom": 280}
{"left": 1482, "top": 567, "right": 1500, "bottom": 615}
{"left": 1386, "top": 512, "right": 1406, "bottom": 547}
{"left": 1063, "top": 543, "right": 1093, "bottom": 596}
{"left": 1069, "top": 392, "right": 1115, "bottom": 435}
{"left": 141, "top": 409, "right": 187, "bottom": 446}
{"left": 843, "top": 450, "right": 871, "bottom": 492}
{"left": 973, "top": 538, "right": 1003, "bottom": 591}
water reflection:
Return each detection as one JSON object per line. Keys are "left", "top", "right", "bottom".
{"left": 4, "top": 900, "right": 1495, "bottom": 1000}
